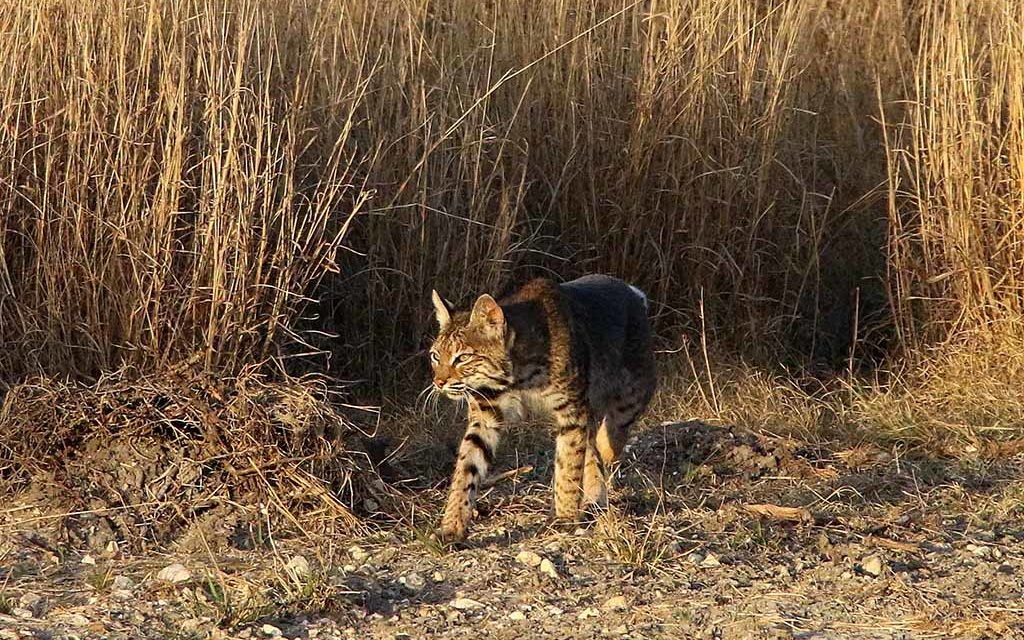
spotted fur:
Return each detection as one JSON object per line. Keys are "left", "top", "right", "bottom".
{"left": 429, "top": 275, "right": 656, "bottom": 542}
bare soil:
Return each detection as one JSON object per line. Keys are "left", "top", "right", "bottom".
{"left": 3, "top": 419, "right": 1023, "bottom": 639}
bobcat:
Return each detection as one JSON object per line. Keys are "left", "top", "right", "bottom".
{"left": 428, "top": 274, "right": 656, "bottom": 542}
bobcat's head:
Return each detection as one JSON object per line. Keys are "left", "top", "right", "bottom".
{"left": 429, "top": 290, "right": 513, "bottom": 399}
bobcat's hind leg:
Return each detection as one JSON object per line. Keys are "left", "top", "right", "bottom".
{"left": 551, "top": 395, "right": 590, "bottom": 522}
{"left": 582, "top": 425, "right": 608, "bottom": 509}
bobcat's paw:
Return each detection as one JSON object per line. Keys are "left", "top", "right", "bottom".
{"left": 434, "top": 521, "right": 467, "bottom": 545}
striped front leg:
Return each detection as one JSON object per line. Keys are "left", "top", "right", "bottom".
{"left": 438, "top": 402, "right": 501, "bottom": 543}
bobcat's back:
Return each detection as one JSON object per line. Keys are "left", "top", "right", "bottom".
{"left": 559, "top": 274, "right": 656, "bottom": 416}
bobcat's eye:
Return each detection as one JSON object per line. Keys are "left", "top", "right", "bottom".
{"left": 429, "top": 351, "right": 439, "bottom": 364}
{"left": 452, "top": 353, "right": 472, "bottom": 366}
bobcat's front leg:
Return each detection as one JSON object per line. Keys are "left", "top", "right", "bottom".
{"left": 438, "top": 401, "right": 502, "bottom": 543}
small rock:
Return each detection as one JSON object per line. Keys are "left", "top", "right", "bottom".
{"left": 451, "top": 597, "right": 485, "bottom": 610}
{"left": 261, "top": 623, "right": 282, "bottom": 637}
{"left": 80, "top": 554, "right": 96, "bottom": 566}
{"left": 348, "top": 546, "right": 369, "bottom": 563}
{"left": 859, "top": 555, "right": 884, "bottom": 577}
{"left": 515, "top": 550, "right": 544, "bottom": 568}
{"left": 998, "top": 564, "right": 1014, "bottom": 574}
{"left": 18, "top": 593, "right": 42, "bottom": 611}
{"left": 609, "top": 624, "right": 629, "bottom": 635}
{"left": 578, "top": 607, "right": 599, "bottom": 620}
{"left": 700, "top": 553, "right": 721, "bottom": 568}
{"left": 286, "top": 555, "right": 312, "bottom": 581}
{"left": 991, "top": 547, "right": 1004, "bottom": 560}
{"left": 508, "top": 610, "right": 526, "bottom": 621}
{"left": 112, "top": 575, "right": 134, "bottom": 591}
{"left": 403, "top": 573, "right": 426, "bottom": 591}
{"left": 13, "top": 607, "right": 33, "bottom": 619}
{"left": 104, "top": 540, "right": 119, "bottom": 556}
{"left": 547, "top": 605, "right": 564, "bottom": 617}
{"left": 923, "top": 541, "right": 954, "bottom": 555}
{"left": 602, "top": 595, "right": 629, "bottom": 611}
{"left": 966, "top": 544, "right": 990, "bottom": 558}
{"left": 687, "top": 551, "right": 705, "bottom": 565}
{"left": 539, "top": 558, "right": 559, "bottom": 579}
{"left": 156, "top": 563, "right": 192, "bottom": 584}
{"left": 432, "top": 571, "right": 445, "bottom": 582}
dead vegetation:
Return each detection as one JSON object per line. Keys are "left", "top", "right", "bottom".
{"left": 0, "top": 0, "right": 1022, "bottom": 636}
{"left": 0, "top": 358, "right": 395, "bottom": 551}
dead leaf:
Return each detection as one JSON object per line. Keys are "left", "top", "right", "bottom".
{"left": 863, "top": 535, "right": 920, "bottom": 554}
{"left": 742, "top": 503, "right": 813, "bottom": 523}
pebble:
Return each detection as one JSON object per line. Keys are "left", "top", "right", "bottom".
{"left": 539, "top": 558, "right": 559, "bottom": 579}
{"left": 966, "top": 544, "right": 990, "bottom": 558}
{"left": 157, "top": 563, "right": 192, "bottom": 584}
{"left": 700, "top": 553, "right": 721, "bottom": 568}
{"left": 286, "top": 555, "right": 312, "bottom": 581}
{"left": 403, "top": 572, "right": 426, "bottom": 591}
{"left": 432, "top": 571, "right": 445, "bottom": 582}
{"left": 81, "top": 554, "right": 97, "bottom": 565}
{"left": 515, "top": 550, "right": 544, "bottom": 568}
{"left": 348, "top": 546, "right": 369, "bottom": 563}
{"left": 924, "top": 542, "right": 954, "bottom": 555}
{"left": 578, "top": 607, "right": 600, "bottom": 620}
{"left": 261, "top": 624, "right": 282, "bottom": 637}
{"left": 112, "top": 575, "right": 134, "bottom": 590}
{"left": 547, "top": 605, "right": 564, "bottom": 617}
{"left": 451, "top": 597, "right": 485, "bottom": 610}
{"left": 602, "top": 595, "right": 629, "bottom": 611}
{"left": 508, "top": 610, "right": 526, "bottom": 621}
{"left": 998, "top": 563, "right": 1014, "bottom": 574}
{"left": 13, "top": 607, "right": 33, "bottom": 619}
{"left": 18, "top": 593, "right": 42, "bottom": 611}
{"left": 859, "top": 555, "right": 884, "bottom": 577}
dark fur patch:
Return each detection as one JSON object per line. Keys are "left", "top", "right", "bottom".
{"left": 463, "top": 433, "right": 494, "bottom": 466}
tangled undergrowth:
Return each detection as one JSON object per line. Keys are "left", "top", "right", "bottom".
{"left": 0, "top": 358, "right": 398, "bottom": 551}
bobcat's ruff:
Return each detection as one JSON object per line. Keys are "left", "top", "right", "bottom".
{"left": 429, "top": 275, "right": 656, "bottom": 542}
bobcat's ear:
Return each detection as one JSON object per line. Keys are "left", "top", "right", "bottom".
{"left": 470, "top": 294, "right": 504, "bottom": 331}
{"left": 431, "top": 289, "right": 451, "bottom": 328}
{"left": 471, "top": 294, "right": 503, "bottom": 333}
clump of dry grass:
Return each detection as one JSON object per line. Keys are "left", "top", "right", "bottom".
{"left": 0, "top": 357, "right": 397, "bottom": 549}
{"left": 0, "top": 0, "right": 371, "bottom": 380}
{"left": 885, "top": 0, "right": 1024, "bottom": 348}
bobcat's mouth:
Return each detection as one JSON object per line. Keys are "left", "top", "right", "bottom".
{"left": 440, "top": 382, "right": 467, "bottom": 398}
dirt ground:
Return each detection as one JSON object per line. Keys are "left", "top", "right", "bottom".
{"left": 2, "top": 417, "right": 1023, "bottom": 640}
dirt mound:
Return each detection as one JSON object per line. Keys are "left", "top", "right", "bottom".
{"left": 0, "top": 359, "right": 396, "bottom": 551}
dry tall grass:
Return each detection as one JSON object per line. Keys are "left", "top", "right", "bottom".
{"left": 0, "top": 0, "right": 1021, "bottom": 394}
